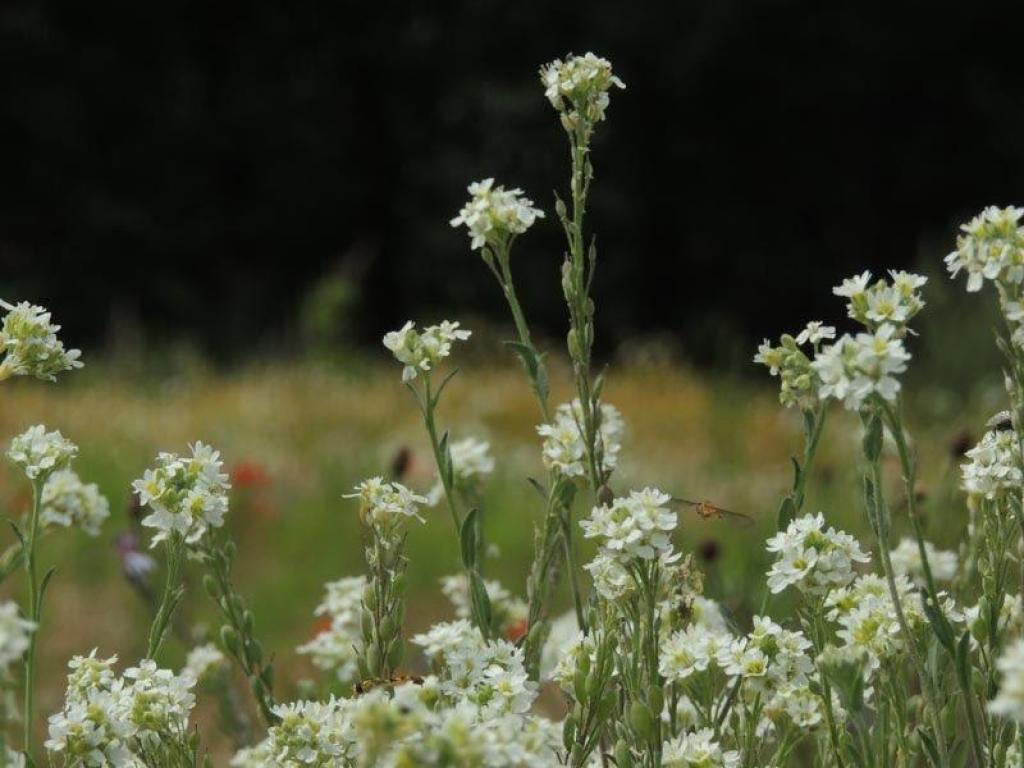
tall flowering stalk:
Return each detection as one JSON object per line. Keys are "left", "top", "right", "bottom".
{"left": 345, "top": 478, "right": 426, "bottom": 681}
{"left": 383, "top": 319, "right": 494, "bottom": 637}
{"left": 6, "top": 425, "right": 77, "bottom": 755}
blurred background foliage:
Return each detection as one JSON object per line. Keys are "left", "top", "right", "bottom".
{"left": 2, "top": 0, "right": 1023, "bottom": 370}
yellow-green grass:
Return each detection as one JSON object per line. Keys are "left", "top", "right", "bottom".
{"left": 0, "top": 358, "right": 996, "bottom": 757}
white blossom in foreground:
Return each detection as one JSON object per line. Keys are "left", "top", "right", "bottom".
{"left": 268, "top": 698, "right": 352, "bottom": 765}
{"left": 382, "top": 320, "right": 471, "bottom": 382}
{"left": 428, "top": 436, "right": 494, "bottom": 505}
{"left": 182, "top": 643, "right": 226, "bottom": 684}
{"left": 765, "top": 513, "right": 869, "bottom": 595}
{"left": 345, "top": 477, "right": 427, "bottom": 527}
{"left": 580, "top": 487, "right": 677, "bottom": 562}
{"left": 720, "top": 616, "right": 814, "bottom": 694}
{"left": 946, "top": 206, "right": 1024, "bottom": 292}
{"left": 41, "top": 469, "right": 110, "bottom": 537}
{"left": 7, "top": 425, "right": 77, "bottom": 482}
{"left": 46, "top": 653, "right": 197, "bottom": 765}
{"left": 296, "top": 576, "right": 366, "bottom": 685}
{"left": 583, "top": 550, "right": 635, "bottom": 600}
{"left": 662, "top": 727, "right": 740, "bottom": 768}
{"left": 659, "top": 624, "right": 732, "bottom": 682}
{"left": 537, "top": 399, "right": 624, "bottom": 479}
{"left": 889, "top": 537, "right": 957, "bottom": 586}
{"left": 961, "top": 428, "right": 1022, "bottom": 500}
{"left": 834, "top": 270, "right": 927, "bottom": 330}
{"left": 0, "top": 300, "right": 82, "bottom": 381}
{"left": 450, "top": 178, "right": 544, "bottom": 250}
{"left": 412, "top": 618, "right": 478, "bottom": 663}
{"left": 0, "top": 601, "right": 35, "bottom": 674}
{"left": 826, "top": 574, "right": 925, "bottom": 669}
{"left": 540, "top": 52, "right": 626, "bottom": 126}
{"left": 132, "top": 442, "right": 230, "bottom": 548}
{"left": 812, "top": 324, "right": 910, "bottom": 410}
{"left": 989, "top": 639, "right": 1024, "bottom": 724}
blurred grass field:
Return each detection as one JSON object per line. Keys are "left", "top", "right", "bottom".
{"left": 0, "top": 349, "right": 1004, "bottom": 755}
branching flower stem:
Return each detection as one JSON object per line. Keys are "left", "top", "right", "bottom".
{"left": 146, "top": 534, "right": 186, "bottom": 660}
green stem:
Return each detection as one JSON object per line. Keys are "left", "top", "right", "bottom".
{"left": 147, "top": 536, "right": 184, "bottom": 660}
{"left": 867, "top": 453, "right": 949, "bottom": 768}
{"left": 22, "top": 479, "right": 42, "bottom": 755}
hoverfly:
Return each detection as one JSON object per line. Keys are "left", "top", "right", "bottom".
{"left": 671, "top": 497, "right": 754, "bottom": 526}
{"left": 353, "top": 674, "right": 425, "bottom": 696}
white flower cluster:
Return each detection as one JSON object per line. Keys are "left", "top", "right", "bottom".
{"left": 754, "top": 322, "right": 834, "bottom": 409}
{"left": 450, "top": 178, "right": 544, "bottom": 251}
{"left": 7, "top": 424, "right": 77, "bottom": 482}
{"left": 296, "top": 576, "right": 366, "bottom": 686}
{"left": 238, "top": 664, "right": 557, "bottom": 766}
{"left": 825, "top": 574, "right": 924, "bottom": 670}
{"left": 428, "top": 436, "right": 494, "bottom": 505}
{"left": 946, "top": 206, "right": 1024, "bottom": 292}
{"left": 720, "top": 616, "right": 815, "bottom": 695}
{"left": 0, "top": 300, "right": 82, "bottom": 381}
{"left": 581, "top": 487, "right": 678, "bottom": 562}
{"left": 182, "top": 643, "right": 226, "bottom": 684}
{"left": 889, "top": 537, "right": 957, "bottom": 586}
{"left": 132, "top": 442, "right": 230, "bottom": 548}
{"left": 440, "top": 574, "right": 527, "bottom": 638}
{"left": 765, "top": 513, "right": 870, "bottom": 595}
{"left": 834, "top": 270, "right": 927, "bottom": 330}
{"left": 345, "top": 477, "right": 427, "bottom": 529}
{"left": 382, "top": 320, "right": 471, "bottom": 383}
{"left": 662, "top": 727, "right": 740, "bottom": 768}
{"left": 41, "top": 468, "right": 110, "bottom": 537}
{"left": 659, "top": 623, "right": 733, "bottom": 683}
{"left": 0, "top": 601, "right": 35, "bottom": 675}
{"left": 413, "top": 624, "right": 536, "bottom": 717}
{"left": 989, "top": 639, "right": 1024, "bottom": 725}
{"left": 537, "top": 399, "right": 623, "bottom": 479}
{"left": 540, "top": 52, "right": 626, "bottom": 127}
{"left": 46, "top": 653, "right": 197, "bottom": 765}
{"left": 811, "top": 324, "right": 910, "bottom": 410}
{"left": 960, "top": 428, "right": 1022, "bottom": 500}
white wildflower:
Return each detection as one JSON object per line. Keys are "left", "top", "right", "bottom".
{"left": 835, "top": 270, "right": 926, "bottom": 329}
{"left": 428, "top": 436, "right": 494, "bottom": 505}
{"left": 382, "top": 320, "right": 471, "bottom": 382}
{"left": 812, "top": 324, "right": 910, "bottom": 410}
{"left": 765, "top": 513, "right": 869, "bottom": 595}
{"left": 268, "top": 698, "right": 351, "bottom": 766}
{"left": 182, "top": 643, "right": 226, "bottom": 684}
{"left": 961, "top": 428, "right": 1022, "bottom": 500}
{"left": 659, "top": 624, "right": 731, "bottom": 682}
{"left": 345, "top": 477, "right": 427, "bottom": 529}
{"left": 540, "top": 52, "right": 625, "bottom": 127}
{"left": 7, "top": 425, "right": 77, "bottom": 482}
{"left": 795, "top": 321, "right": 836, "bottom": 346}
{"left": 450, "top": 179, "right": 544, "bottom": 250}
{"left": 40, "top": 469, "right": 109, "bottom": 537}
{"left": 0, "top": 300, "right": 82, "bottom": 381}
{"left": 946, "top": 206, "right": 1024, "bottom": 292}
{"left": 132, "top": 442, "right": 230, "bottom": 548}
{"left": 989, "top": 639, "right": 1024, "bottom": 724}
{"left": 0, "top": 601, "right": 35, "bottom": 674}
{"left": 583, "top": 550, "right": 635, "bottom": 600}
{"left": 537, "top": 399, "right": 623, "bottom": 479}
{"left": 889, "top": 537, "right": 957, "bottom": 586}
{"left": 662, "top": 727, "right": 740, "bottom": 768}
{"left": 580, "top": 487, "right": 677, "bottom": 562}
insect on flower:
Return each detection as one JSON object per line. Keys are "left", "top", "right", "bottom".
{"left": 353, "top": 674, "right": 424, "bottom": 696}
{"left": 670, "top": 497, "right": 754, "bottom": 526}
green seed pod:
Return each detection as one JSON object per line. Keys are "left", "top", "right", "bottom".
{"left": 363, "top": 584, "right": 378, "bottom": 612}
{"left": 246, "top": 638, "right": 263, "bottom": 667}
{"left": 574, "top": 669, "right": 589, "bottom": 702}
{"left": 380, "top": 614, "right": 397, "bottom": 643}
{"left": 648, "top": 686, "right": 664, "bottom": 718}
{"left": 392, "top": 572, "right": 407, "bottom": 596}
{"left": 629, "top": 701, "right": 656, "bottom": 742}
{"left": 386, "top": 638, "right": 404, "bottom": 671}
{"left": 243, "top": 609, "right": 255, "bottom": 635}
{"left": 361, "top": 608, "right": 375, "bottom": 642}
{"left": 586, "top": 669, "right": 602, "bottom": 700}
{"left": 614, "top": 739, "right": 633, "bottom": 768}
{"left": 220, "top": 625, "right": 240, "bottom": 655}
{"left": 202, "top": 575, "right": 219, "bottom": 599}
{"left": 562, "top": 713, "right": 576, "bottom": 752}
{"left": 367, "top": 644, "right": 381, "bottom": 678}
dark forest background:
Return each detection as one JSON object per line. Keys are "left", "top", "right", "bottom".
{"left": 3, "top": 0, "right": 1023, "bottom": 366}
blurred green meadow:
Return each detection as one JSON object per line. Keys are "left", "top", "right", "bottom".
{"left": 0, "top": 326, "right": 1006, "bottom": 755}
